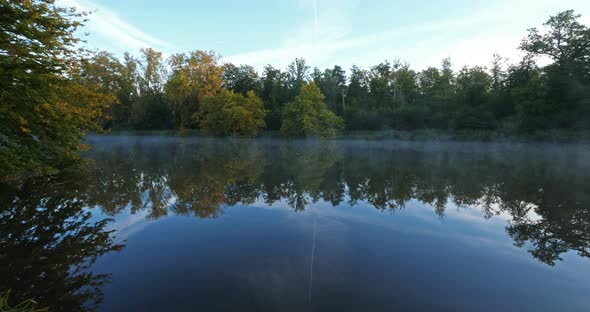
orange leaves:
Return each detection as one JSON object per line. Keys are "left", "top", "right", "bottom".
{"left": 1, "top": 0, "right": 104, "bottom": 176}
{"left": 165, "top": 50, "right": 224, "bottom": 128}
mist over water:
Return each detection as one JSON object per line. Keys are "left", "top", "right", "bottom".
{"left": 2, "top": 135, "right": 590, "bottom": 311}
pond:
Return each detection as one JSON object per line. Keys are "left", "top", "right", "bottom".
{"left": 1, "top": 135, "right": 590, "bottom": 311}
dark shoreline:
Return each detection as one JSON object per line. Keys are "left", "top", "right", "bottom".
{"left": 97, "top": 129, "right": 590, "bottom": 144}
{"left": 4, "top": 130, "right": 588, "bottom": 182}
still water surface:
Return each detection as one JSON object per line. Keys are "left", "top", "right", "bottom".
{"left": 1, "top": 135, "right": 590, "bottom": 311}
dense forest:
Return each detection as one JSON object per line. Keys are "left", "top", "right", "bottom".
{"left": 80, "top": 10, "right": 590, "bottom": 134}
{"left": 1, "top": 0, "right": 590, "bottom": 177}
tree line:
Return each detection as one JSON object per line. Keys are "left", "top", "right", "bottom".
{"left": 81, "top": 10, "right": 590, "bottom": 135}
{"left": 1, "top": 0, "right": 589, "bottom": 178}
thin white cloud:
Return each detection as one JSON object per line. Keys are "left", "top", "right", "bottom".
{"left": 58, "top": 0, "right": 590, "bottom": 70}
{"left": 57, "top": 0, "right": 171, "bottom": 54}
{"left": 223, "top": 0, "right": 590, "bottom": 72}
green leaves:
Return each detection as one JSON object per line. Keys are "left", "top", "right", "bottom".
{"left": 281, "top": 83, "right": 344, "bottom": 137}
{"left": 165, "top": 50, "right": 223, "bottom": 129}
{"left": 521, "top": 10, "right": 590, "bottom": 63}
{"left": 199, "top": 90, "right": 266, "bottom": 136}
{"left": 1, "top": 0, "right": 112, "bottom": 179}
{"left": 0, "top": 290, "right": 47, "bottom": 312}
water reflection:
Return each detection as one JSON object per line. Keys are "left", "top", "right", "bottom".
{"left": 83, "top": 138, "right": 590, "bottom": 266}
{"left": 1, "top": 136, "right": 589, "bottom": 310}
{"left": 0, "top": 168, "right": 124, "bottom": 311}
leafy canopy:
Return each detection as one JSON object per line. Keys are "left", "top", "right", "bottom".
{"left": 1, "top": 0, "right": 113, "bottom": 178}
{"left": 165, "top": 50, "right": 223, "bottom": 129}
{"left": 281, "top": 82, "right": 344, "bottom": 137}
{"left": 198, "top": 90, "right": 266, "bottom": 136}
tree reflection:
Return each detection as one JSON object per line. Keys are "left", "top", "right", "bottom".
{"left": 0, "top": 168, "right": 124, "bottom": 311}
{"left": 506, "top": 194, "right": 590, "bottom": 266}
{"left": 2, "top": 137, "right": 589, "bottom": 312}
{"left": 81, "top": 139, "right": 590, "bottom": 266}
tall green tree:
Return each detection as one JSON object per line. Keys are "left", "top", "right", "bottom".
{"left": 508, "top": 56, "right": 550, "bottom": 131}
{"left": 137, "top": 48, "right": 167, "bottom": 95}
{"left": 488, "top": 54, "right": 513, "bottom": 120}
{"left": 76, "top": 51, "right": 129, "bottom": 129}
{"left": 287, "top": 58, "right": 311, "bottom": 98}
{"left": 344, "top": 65, "right": 375, "bottom": 130}
{"left": 281, "top": 83, "right": 344, "bottom": 137}
{"left": 391, "top": 61, "right": 419, "bottom": 109}
{"left": 222, "top": 63, "right": 260, "bottom": 96}
{"left": 260, "top": 65, "right": 291, "bottom": 130}
{"left": 453, "top": 66, "right": 495, "bottom": 129}
{"left": 198, "top": 90, "right": 266, "bottom": 136}
{"left": 130, "top": 48, "right": 171, "bottom": 129}
{"left": 369, "top": 61, "right": 394, "bottom": 113}
{"left": 520, "top": 10, "right": 590, "bottom": 128}
{"left": 414, "top": 59, "right": 456, "bottom": 128}
{"left": 312, "top": 65, "right": 347, "bottom": 116}
{"left": 112, "top": 53, "right": 141, "bottom": 128}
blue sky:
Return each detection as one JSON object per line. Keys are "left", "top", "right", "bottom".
{"left": 59, "top": 0, "right": 590, "bottom": 71}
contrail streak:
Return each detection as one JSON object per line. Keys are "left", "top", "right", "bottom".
{"left": 313, "top": 0, "right": 318, "bottom": 43}
{"left": 308, "top": 216, "right": 317, "bottom": 304}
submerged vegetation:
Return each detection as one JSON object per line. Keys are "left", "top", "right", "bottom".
{"left": 0, "top": 290, "right": 46, "bottom": 312}
{"left": 1, "top": 0, "right": 590, "bottom": 178}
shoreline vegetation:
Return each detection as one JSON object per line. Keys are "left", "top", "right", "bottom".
{"left": 1, "top": 1, "right": 590, "bottom": 179}
{"left": 100, "top": 129, "right": 590, "bottom": 143}
{"left": 0, "top": 290, "right": 46, "bottom": 312}
{"left": 339, "top": 129, "right": 590, "bottom": 143}
{"left": 15, "top": 129, "right": 590, "bottom": 184}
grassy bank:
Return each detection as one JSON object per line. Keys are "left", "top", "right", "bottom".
{"left": 0, "top": 291, "right": 46, "bottom": 312}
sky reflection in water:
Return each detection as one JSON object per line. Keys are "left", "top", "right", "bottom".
{"left": 1, "top": 136, "right": 589, "bottom": 311}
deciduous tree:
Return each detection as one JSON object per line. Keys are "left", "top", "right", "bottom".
{"left": 0, "top": 0, "right": 113, "bottom": 178}
{"left": 281, "top": 83, "right": 344, "bottom": 137}
{"left": 198, "top": 90, "right": 266, "bottom": 136}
